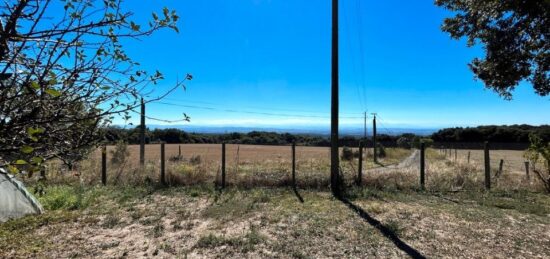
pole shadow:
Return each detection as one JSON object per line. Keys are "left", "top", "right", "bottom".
{"left": 293, "top": 186, "right": 304, "bottom": 203}
{"left": 337, "top": 196, "right": 426, "bottom": 259}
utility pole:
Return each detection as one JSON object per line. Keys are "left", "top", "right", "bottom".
{"left": 372, "top": 113, "right": 377, "bottom": 163}
{"left": 139, "top": 97, "right": 145, "bottom": 166}
{"left": 330, "top": 0, "right": 340, "bottom": 196}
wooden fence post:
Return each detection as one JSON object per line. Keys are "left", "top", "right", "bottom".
{"left": 292, "top": 142, "right": 296, "bottom": 189}
{"left": 420, "top": 142, "right": 425, "bottom": 190}
{"left": 484, "top": 142, "right": 491, "bottom": 190}
{"left": 102, "top": 146, "right": 107, "bottom": 186}
{"left": 525, "top": 161, "right": 530, "bottom": 180}
{"left": 161, "top": 142, "right": 166, "bottom": 186}
{"left": 178, "top": 145, "right": 181, "bottom": 157}
{"left": 357, "top": 141, "right": 363, "bottom": 186}
{"left": 221, "top": 142, "right": 226, "bottom": 189}
{"left": 467, "top": 151, "right": 471, "bottom": 164}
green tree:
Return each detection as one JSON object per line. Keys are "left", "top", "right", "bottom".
{"left": 0, "top": 0, "right": 190, "bottom": 173}
{"left": 436, "top": 0, "right": 549, "bottom": 99}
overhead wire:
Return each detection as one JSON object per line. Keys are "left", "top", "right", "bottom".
{"left": 153, "top": 101, "right": 364, "bottom": 120}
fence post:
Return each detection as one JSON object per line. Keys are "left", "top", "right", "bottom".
{"left": 161, "top": 142, "right": 166, "bottom": 186}
{"left": 221, "top": 142, "right": 226, "bottom": 189}
{"left": 454, "top": 148, "right": 457, "bottom": 162}
{"left": 497, "top": 159, "right": 504, "bottom": 178}
{"left": 178, "top": 145, "right": 181, "bottom": 157}
{"left": 357, "top": 141, "right": 363, "bottom": 186}
{"left": 524, "top": 161, "right": 530, "bottom": 180}
{"left": 484, "top": 142, "right": 490, "bottom": 190}
{"left": 101, "top": 146, "right": 107, "bottom": 186}
{"left": 467, "top": 151, "right": 471, "bottom": 164}
{"left": 292, "top": 142, "right": 296, "bottom": 189}
{"left": 420, "top": 142, "right": 425, "bottom": 190}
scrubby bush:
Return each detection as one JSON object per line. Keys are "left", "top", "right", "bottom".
{"left": 524, "top": 134, "right": 550, "bottom": 192}
{"left": 342, "top": 147, "right": 354, "bottom": 161}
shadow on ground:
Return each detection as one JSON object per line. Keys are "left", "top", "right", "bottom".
{"left": 337, "top": 196, "right": 426, "bottom": 259}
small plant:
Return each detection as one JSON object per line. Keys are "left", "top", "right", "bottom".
{"left": 110, "top": 141, "right": 130, "bottom": 165}
{"left": 168, "top": 154, "right": 184, "bottom": 162}
{"left": 377, "top": 144, "right": 387, "bottom": 158}
{"left": 189, "top": 155, "right": 202, "bottom": 165}
{"left": 341, "top": 147, "right": 354, "bottom": 161}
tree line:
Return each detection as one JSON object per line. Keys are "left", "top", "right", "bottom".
{"left": 102, "top": 126, "right": 404, "bottom": 147}
{"left": 431, "top": 125, "right": 550, "bottom": 143}
{"left": 102, "top": 124, "right": 550, "bottom": 148}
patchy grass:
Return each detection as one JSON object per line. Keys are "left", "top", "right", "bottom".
{"left": 1, "top": 183, "right": 550, "bottom": 258}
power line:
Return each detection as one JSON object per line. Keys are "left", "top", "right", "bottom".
{"left": 342, "top": 0, "right": 365, "bottom": 111}
{"left": 354, "top": 0, "right": 368, "bottom": 111}
{"left": 153, "top": 101, "right": 364, "bottom": 119}
{"left": 161, "top": 97, "right": 364, "bottom": 116}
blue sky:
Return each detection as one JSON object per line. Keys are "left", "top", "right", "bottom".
{"left": 117, "top": 0, "right": 549, "bottom": 129}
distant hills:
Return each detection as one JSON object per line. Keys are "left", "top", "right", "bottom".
{"left": 147, "top": 125, "right": 438, "bottom": 136}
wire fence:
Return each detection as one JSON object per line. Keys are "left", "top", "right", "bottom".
{"left": 38, "top": 142, "right": 548, "bottom": 193}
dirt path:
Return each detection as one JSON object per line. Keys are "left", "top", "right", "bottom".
{"left": 367, "top": 150, "right": 420, "bottom": 174}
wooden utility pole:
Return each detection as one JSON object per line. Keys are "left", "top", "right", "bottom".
{"left": 363, "top": 111, "right": 368, "bottom": 155}
{"left": 330, "top": 0, "right": 340, "bottom": 196}
{"left": 372, "top": 113, "right": 377, "bottom": 163}
{"left": 139, "top": 98, "right": 145, "bottom": 166}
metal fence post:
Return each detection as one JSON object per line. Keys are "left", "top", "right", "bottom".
{"left": 102, "top": 146, "right": 107, "bottom": 186}
{"left": 484, "top": 142, "right": 491, "bottom": 190}
{"left": 221, "top": 142, "right": 226, "bottom": 189}
{"left": 292, "top": 142, "right": 296, "bottom": 189}
{"left": 357, "top": 141, "right": 363, "bottom": 186}
{"left": 161, "top": 142, "right": 166, "bottom": 186}
{"left": 420, "top": 142, "right": 425, "bottom": 190}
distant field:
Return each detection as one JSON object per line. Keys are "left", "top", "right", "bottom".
{"left": 444, "top": 149, "right": 535, "bottom": 174}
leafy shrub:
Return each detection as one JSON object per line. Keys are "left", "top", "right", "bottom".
{"left": 39, "top": 185, "right": 98, "bottom": 210}
{"left": 342, "top": 147, "right": 354, "bottom": 161}
{"left": 524, "top": 134, "right": 550, "bottom": 192}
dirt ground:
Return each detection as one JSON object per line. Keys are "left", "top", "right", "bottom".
{"left": 1, "top": 186, "right": 549, "bottom": 258}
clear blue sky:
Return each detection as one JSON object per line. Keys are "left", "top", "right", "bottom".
{"left": 117, "top": 0, "right": 550, "bottom": 129}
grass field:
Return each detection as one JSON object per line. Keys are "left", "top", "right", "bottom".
{"left": 3, "top": 144, "right": 549, "bottom": 258}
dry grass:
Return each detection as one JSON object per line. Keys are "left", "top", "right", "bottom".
{"left": 2, "top": 185, "right": 549, "bottom": 258}
{"left": 42, "top": 144, "right": 413, "bottom": 189}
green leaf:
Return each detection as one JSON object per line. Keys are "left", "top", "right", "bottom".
{"left": 45, "top": 89, "right": 62, "bottom": 97}
{"left": 14, "top": 160, "right": 27, "bottom": 165}
{"left": 7, "top": 165, "right": 19, "bottom": 174}
{"left": 30, "top": 157, "right": 44, "bottom": 165}
{"left": 130, "top": 21, "right": 140, "bottom": 31}
{"left": 30, "top": 81, "right": 40, "bottom": 90}
{"left": 20, "top": 146, "right": 34, "bottom": 154}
